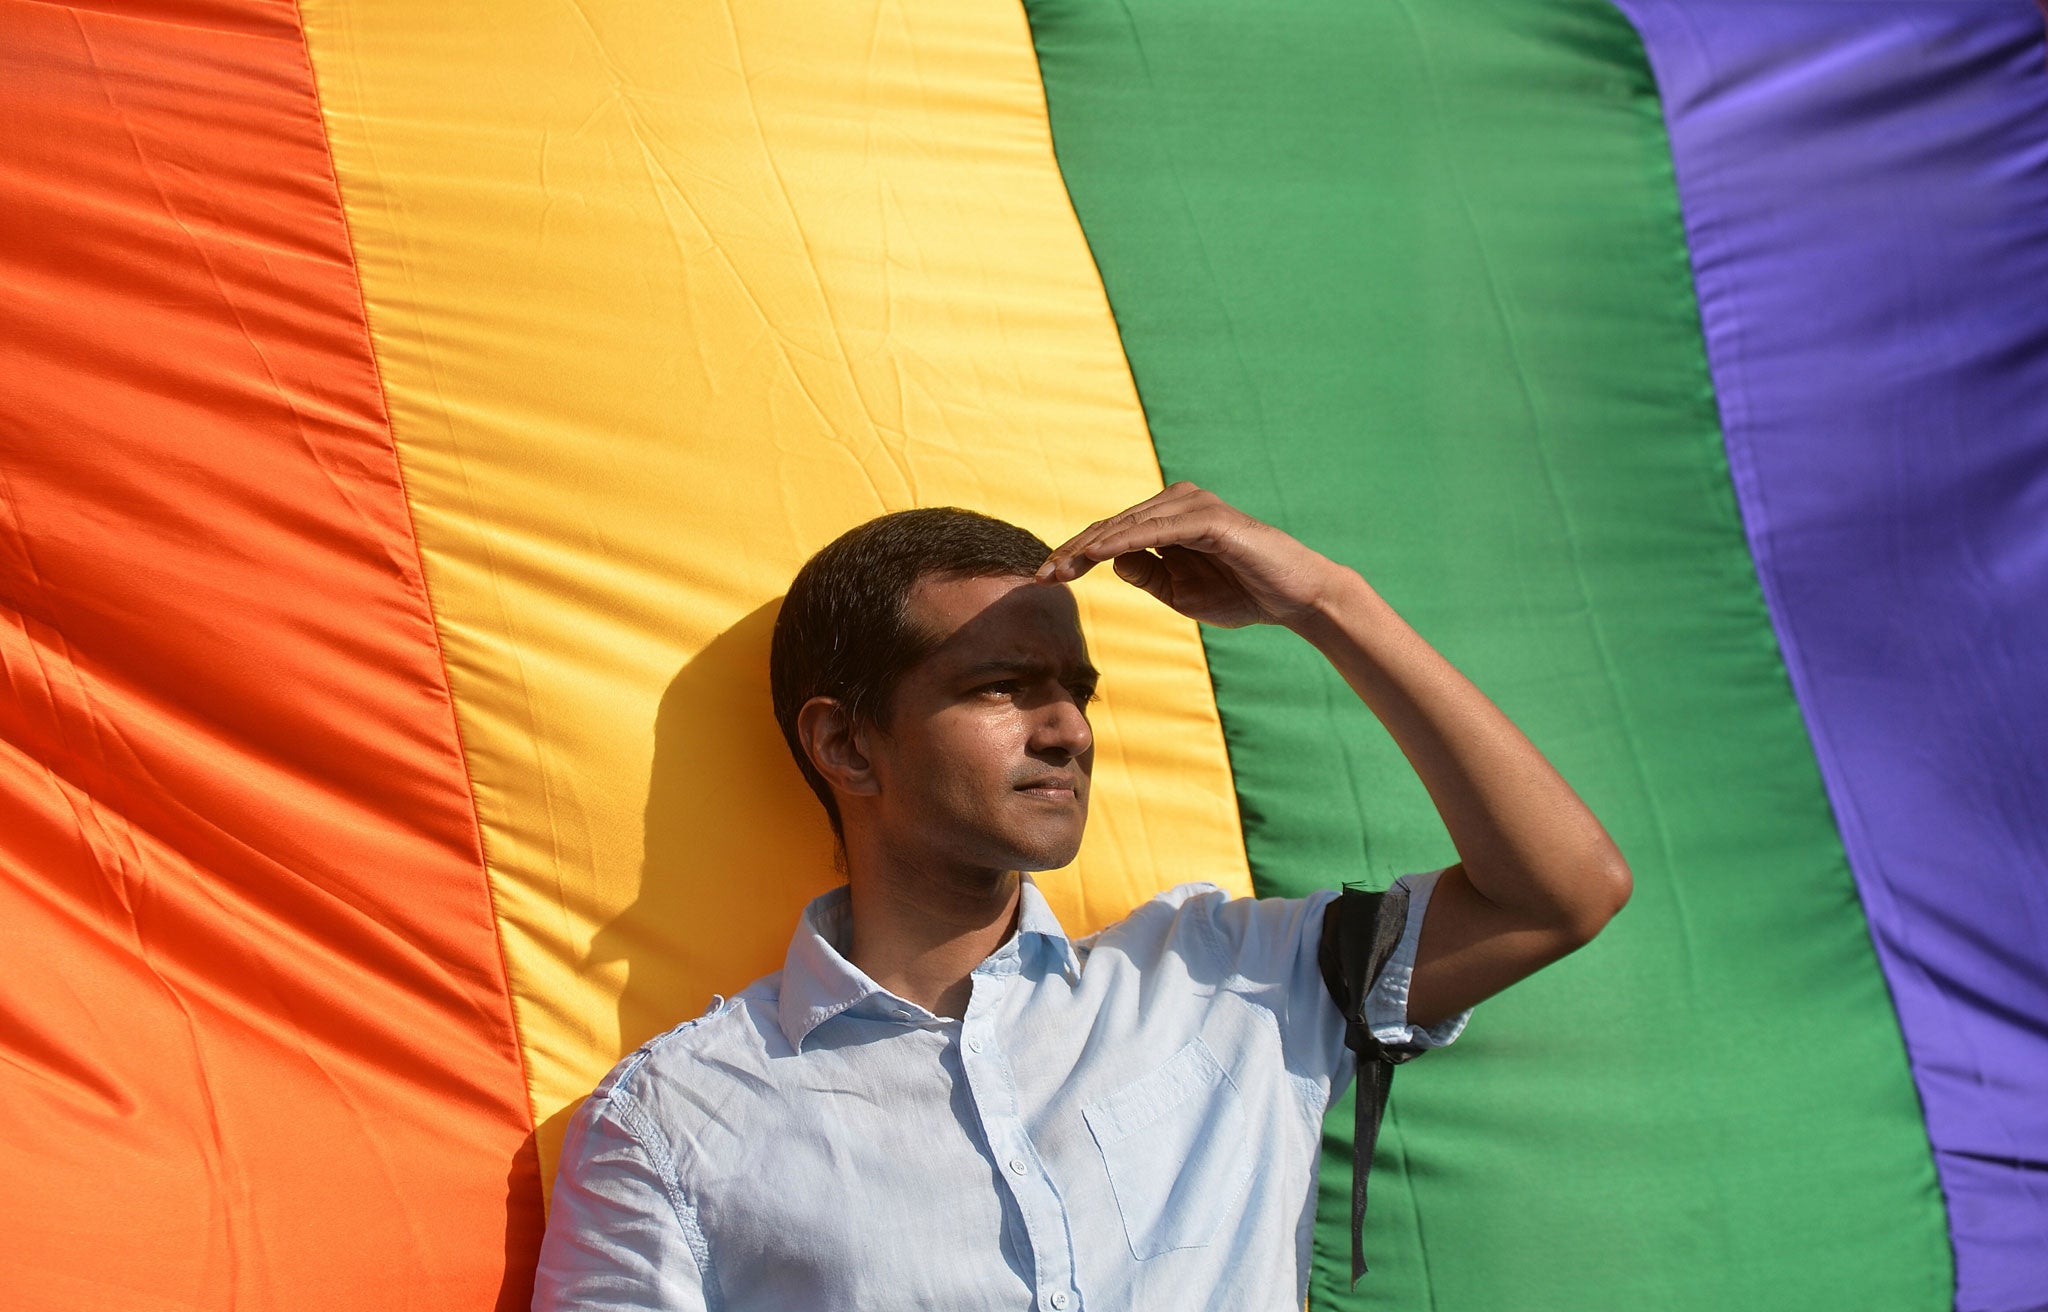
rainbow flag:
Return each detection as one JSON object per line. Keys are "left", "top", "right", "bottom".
{"left": 3, "top": 2, "right": 2043, "bottom": 1309}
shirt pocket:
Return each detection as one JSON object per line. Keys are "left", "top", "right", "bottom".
{"left": 1081, "top": 1036, "right": 1256, "bottom": 1260}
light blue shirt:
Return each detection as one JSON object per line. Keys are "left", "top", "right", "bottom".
{"left": 534, "top": 871, "right": 1467, "bottom": 1312}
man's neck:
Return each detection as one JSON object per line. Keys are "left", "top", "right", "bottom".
{"left": 845, "top": 859, "right": 1022, "bottom": 1021}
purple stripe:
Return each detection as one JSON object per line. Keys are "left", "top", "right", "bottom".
{"left": 1612, "top": 5, "right": 2048, "bottom": 1308}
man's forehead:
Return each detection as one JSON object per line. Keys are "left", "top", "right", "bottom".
{"left": 907, "top": 572, "right": 1090, "bottom": 668}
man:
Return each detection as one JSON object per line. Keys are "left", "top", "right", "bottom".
{"left": 534, "top": 483, "right": 1630, "bottom": 1310}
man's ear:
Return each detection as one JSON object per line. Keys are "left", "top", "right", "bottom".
{"left": 796, "top": 696, "right": 881, "bottom": 801}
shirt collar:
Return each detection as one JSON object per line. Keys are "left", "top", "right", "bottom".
{"left": 776, "top": 875, "right": 1079, "bottom": 1051}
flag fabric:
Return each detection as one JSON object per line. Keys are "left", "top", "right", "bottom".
{"left": 3, "top": 2, "right": 2043, "bottom": 1309}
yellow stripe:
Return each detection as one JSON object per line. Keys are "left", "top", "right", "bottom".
{"left": 301, "top": 0, "right": 1250, "bottom": 1185}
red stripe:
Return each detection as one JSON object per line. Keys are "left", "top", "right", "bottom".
{"left": 0, "top": 3, "right": 540, "bottom": 1307}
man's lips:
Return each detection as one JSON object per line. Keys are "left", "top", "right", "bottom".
{"left": 1014, "top": 775, "right": 1081, "bottom": 800}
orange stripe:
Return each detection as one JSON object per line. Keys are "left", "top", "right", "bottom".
{"left": 0, "top": 3, "right": 537, "bottom": 1308}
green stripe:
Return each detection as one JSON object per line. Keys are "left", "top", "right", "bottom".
{"left": 1022, "top": 2, "right": 1949, "bottom": 1307}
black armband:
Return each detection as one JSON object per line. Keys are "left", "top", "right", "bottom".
{"left": 1316, "top": 880, "right": 1418, "bottom": 1287}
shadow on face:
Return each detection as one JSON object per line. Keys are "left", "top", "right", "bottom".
{"left": 856, "top": 574, "right": 1098, "bottom": 875}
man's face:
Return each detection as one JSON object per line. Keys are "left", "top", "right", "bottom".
{"left": 864, "top": 572, "right": 1097, "bottom": 876}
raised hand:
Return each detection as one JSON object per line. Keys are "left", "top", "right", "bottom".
{"left": 1034, "top": 482, "right": 1346, "bottom": 630}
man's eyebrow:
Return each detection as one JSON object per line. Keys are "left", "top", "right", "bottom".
{"left": 955, "top": 657, "right": 1100, "bottom": 684}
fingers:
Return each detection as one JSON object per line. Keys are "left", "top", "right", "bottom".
{"left": 1037, "top": 483, "right": 1196, "bottom": 580}
{"left": 1044, "top": 507, "right": 1223, "bottom": 583}
{"left": 1111, "top": 550, "right": 1174, "bottom": 605}
{"left": 1080, "top": 511, "right": 1229, "bottom": 571}
{"left": 1038, "top": 482, "right": 1215, "bottom": 582}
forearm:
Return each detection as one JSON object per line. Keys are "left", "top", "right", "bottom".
{"left": 1289, "top": 565, "right": 1631, "bottom": 942}
{"left": 1037, "top": 482, "right": 1630, "bottom": 1024}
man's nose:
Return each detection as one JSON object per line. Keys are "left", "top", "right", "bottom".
{"left": 1032, "top": 694, "right": 1094, "bottom": 760}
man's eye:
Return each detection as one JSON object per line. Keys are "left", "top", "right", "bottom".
{"left": 1071, "top": 685, "right": 1100, "bottom": 706}
{"left": 979, "top": 680, "right": 1020, "bottom": 696}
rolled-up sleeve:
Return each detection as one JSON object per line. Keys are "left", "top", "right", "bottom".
{"left": 533, "top": 1083, "right": 711, "bottom": 1312}
{"left": 1360, "top": 868, "right": 1471, "bottom": 1052}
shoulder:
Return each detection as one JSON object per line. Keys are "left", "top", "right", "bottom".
{"left": 1077, "top": 882, "right": 1342, "bottom": 1012}
{"left": 587, "top": 974, "right": 787, "bottom": 1130}
{"left": 1078, "top": 880, "right": 1234, "bottom": 958}
{"left": 554, "top": 976, "right": 790, "bottom": 1204}
{"left": 1082, "top": 882, "right": 1332, "bottom": 965}
{"left": 1088, "top": 881, "right": 1338, "bottom": 944}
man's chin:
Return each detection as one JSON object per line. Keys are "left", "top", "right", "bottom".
{"left": 1008, "top": 824, "right": 1087, "bottom": 874}
{"left": 964, "top": 812, "right": 1080, "bottom": 873}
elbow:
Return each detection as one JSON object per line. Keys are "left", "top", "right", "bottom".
{"left": 1561, "top": 852, "right": 1632, "bottom": 948}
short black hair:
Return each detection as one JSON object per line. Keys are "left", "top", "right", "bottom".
{"left": 770, "top": 507, "right": 1053, "bottom": 839}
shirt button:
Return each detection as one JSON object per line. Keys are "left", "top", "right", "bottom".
{"left": 1048, "top": 1293, "right": 1071, "bottom": 1310}
{"left": 892, "top": 1008, "right": 913, "bottom": 1021}
{"left": 967, "top": 1037, "right": 985, "bottom": 1053}
{"left": 1008, "top": 1156, "right": 1028, "bottom": 1176}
